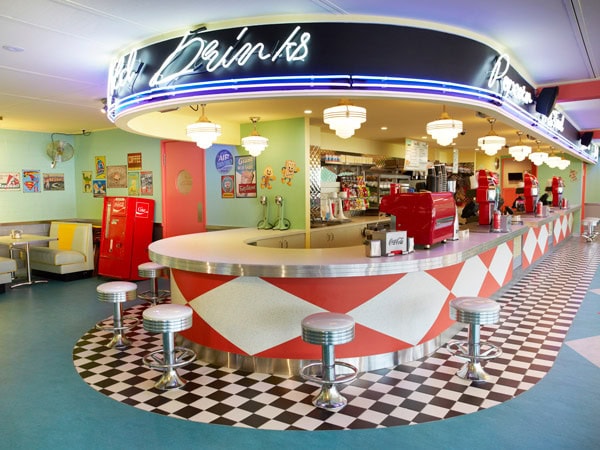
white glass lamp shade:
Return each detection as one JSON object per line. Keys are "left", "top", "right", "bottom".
{"left": 508, "top": 144, "right": 531, "bottom": 161}
{"left": 528, "top": 150, "right": 549, "bottom": 166}
{"left": 323, "top": 104, "right": 366, "bottom": 139}
{"left": 545, "top": 154, "right": 562, "bottom": 168}
{"left": 557, "top": 158, "right": 571, "bottom": 170}
{"left": 242, "top": 134, "right": 269, "bottom": 157}
{"left": 186, "top": 121, "right": 222, "bottom": 149}
{"left": 426, "top": 118, "right": 463, "bottom": 146}
{"left": 478, "top": 134, "right": 506, "bottom": 156}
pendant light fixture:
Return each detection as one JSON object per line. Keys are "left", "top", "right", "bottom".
{"left": 242, "top": 117, "right": 269, "bottom": 157}
{"left": 545, "top": 147, "right": 562, "bottom": 168}
{"left": 426, "top": 105, "right": 463, "bottom": 146}
{"left": 477, "top": 117, "right": 506, "bottom": 156}
{"left": 528, "top": 140, "right": 549, "bottom": 166}
{"left": 323, "top": 99, "right": 366, "bottom": 139}
{"left": 508, "top": 131, "right": 532, "bottom": 162}
{"left": 557, "top": 154, "right": 571, "bottom": 170}
{"left": 186, "top": 104, "right": 222, "bottom": 149}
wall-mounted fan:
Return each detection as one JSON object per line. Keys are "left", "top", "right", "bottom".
{"left": 46, "top": 140, "right": 74, "bottom": 168}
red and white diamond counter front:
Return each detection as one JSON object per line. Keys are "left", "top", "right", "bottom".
{"left": 149, "top": 208, "right": 577, "bottom": 375}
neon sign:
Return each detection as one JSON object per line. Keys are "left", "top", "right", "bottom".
{"left": 536, "top": 110, "right": 565, "bottom": 133}
{"left": 487, "top": 54, "right": 533, "bottom": 106}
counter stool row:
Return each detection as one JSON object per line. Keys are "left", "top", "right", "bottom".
{"left": 94, "top": 278, "right": 503, "bottom": 406}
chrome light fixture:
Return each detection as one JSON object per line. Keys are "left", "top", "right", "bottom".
{"left": 186, "top": 104, "right": 222, "bottom": 149}
{"left": 477, "top": 117, "right": 506, "bottom": 156}
{"left": 426, "top": 105, "right": 463, "bottom": 146}
{"left": 323, "top": 99, "right": 366, "bottom": 139}
{"left": 508, "top": 131, "right": 532, "bottom": 162}
{"left": 528, "top": 140, "right": 549, "bottom": 166}
{"left": 242, "top": 117, "right": 269, "bottom": 157}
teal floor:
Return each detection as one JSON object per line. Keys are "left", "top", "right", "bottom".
{"left": 1, "top": 237, "right": 599, "bottom": 449}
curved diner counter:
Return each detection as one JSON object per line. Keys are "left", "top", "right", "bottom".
{"left": 149, "top": 206, "right": 579, "bottom": 375}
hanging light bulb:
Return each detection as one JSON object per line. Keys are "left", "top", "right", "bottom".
{"left": 477, "top": 117, "right": 506, "bottom": 156}
{"left": 528, "top": 140, "right": 549, "bottom": 166}
{"left": 186, "top": 104, "right": 222, "bottom": 149}
{"left": 241, "top": 117, "right": 269, "bottom": 157}
{"left": 323, "top": 99, "right": 366, "bottom": 139}
{"left": 508, "top": 131, "right": 532, "bottom": 162}
{"left": 426, "top": 105, "right": 463, "bottom": 146}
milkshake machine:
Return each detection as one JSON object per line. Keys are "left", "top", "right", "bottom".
{"left": 476, "top": 169, "right": 499, "bottom": 226}
{"left": 551, "top": 176, "right": 565, "bottom": 208}
{"left": 523, "top": 173, "right": 539, "bottom": 213}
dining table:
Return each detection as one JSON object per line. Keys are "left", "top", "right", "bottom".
{"left": 0, "top": 234, "right": 58, "bottom": 287}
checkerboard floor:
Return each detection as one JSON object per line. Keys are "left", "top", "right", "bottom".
{"left": 73, "top": 239, "right": 600, "bottom": 430}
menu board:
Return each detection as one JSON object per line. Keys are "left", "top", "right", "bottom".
{"left": 404, "top": 139, "right": 428, "bottom": 171}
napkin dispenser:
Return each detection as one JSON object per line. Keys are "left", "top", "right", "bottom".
{"left": 372, "top": 230, "right": 414, "bottom": 256}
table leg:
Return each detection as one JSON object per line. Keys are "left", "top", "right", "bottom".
{"left": 10, "top": 242, "right": 48, "bottom": 288}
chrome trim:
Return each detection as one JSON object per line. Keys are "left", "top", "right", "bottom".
{"left": 178, "top": 324, "right": 463, "bottom": 376}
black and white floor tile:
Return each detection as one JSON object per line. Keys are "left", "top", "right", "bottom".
{"left": 73, "top": 239, "right": 600, "bottom": 431}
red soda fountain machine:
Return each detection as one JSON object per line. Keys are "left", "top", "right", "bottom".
{"left": 379, "top": 191, "right": 456, "bottom": 248}
{"left": 476, "top": 169, "right": 499, "bottom": 226}
{"left": 523, "top": 173, "right": 539, "bottom": 213}
{"left": 551, "top": 176, "right": 565, "bottom": 208}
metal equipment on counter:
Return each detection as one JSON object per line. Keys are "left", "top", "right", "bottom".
{"left": 257, "top": 195, "right": 273, "bottom": 229}
{"left": 272, "top": 195, "right": 291, "bottom": 230}
{"left": 552, "top": 176, "right": 565, "bottom": 208}
{"left": 379, "top": 191, "right": 456, "bottom": 248}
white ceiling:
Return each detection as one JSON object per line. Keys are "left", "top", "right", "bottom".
{"left": 1, "top": 0, "right": 599, "bottom": 155}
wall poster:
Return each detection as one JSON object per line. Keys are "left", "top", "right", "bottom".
{"left": 235, "top": 155, "right": 256, "bottom": 198}
{"left": 43, "top": 173, "right": 65, "bottom": 191}
{"left": 107, "top": 165, "right": 127, "bottom": 188}
{"left": 0, "top": 172, "right": 21, "bottom": 191}
{"left": 22, "top": 169, "right": 41, "bottom": 193}
{"left": 140, "top": 171, "right": 153, "bottom": 195}
{"left": 82, "top": 171, "right": 92, "bottom": 193}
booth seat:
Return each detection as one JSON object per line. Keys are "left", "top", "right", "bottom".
{"left": 29, "top": 222, "right": 94, "bottom": 280}
{"left": 0, "top": 256, "right": 17, "bottom": 293}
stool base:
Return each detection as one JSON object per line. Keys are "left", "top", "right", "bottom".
{"left": 300, "top": 361, "right": 357, "bottom": 412}
{"left": 138, "top": 289, "right": 170, "bottom": 306}
{"left": 447, "top": 340, "right": 502, "bottom": 383}
{"left": 456, "top": 361, "right": 491, "bottom": 382}
{"left": 143, "top": 341, "right": 196, "bottom": 390}
{"left": 95, "top": 316, "right": 139, "bottom": 350}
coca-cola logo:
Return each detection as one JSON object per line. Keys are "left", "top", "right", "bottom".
{"left": 388, "top": 237, "right": 405, "bottom": 245}
{"left": 136, "top": 202, "right": 150, "bottom": 218}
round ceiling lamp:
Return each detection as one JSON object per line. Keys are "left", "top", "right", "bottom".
{"left": 186, "top": 104, "right": 221, "bottom": 149}
{"left": 508, "top": 131, "right": 532, "bottom": 162}
{"left": 557, "top": 155, "right": 571, "bottom": 170}
{"left": 426, "top": 105, "right": 463, "bottom": 146}
{"left": 477, "top": 117, "right": 506, "bottom": 156}
{"left": 323, "top": 99, "right": 366, "bottom": 139}
{"left": 241, "top": 117, "right": 269, "bottom": 157}
{"left": 528, "top": 141, "right": 549, "bottom": 166}
{"left": 545, "top": 148, "right": 562, "bottom": 168}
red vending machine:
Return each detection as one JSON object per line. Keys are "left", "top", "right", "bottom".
{"left": 551, "top": 176, "right": 564, "bottom": 208}
{"left": 98, "top": 196, "right": 155, "bottom": 280}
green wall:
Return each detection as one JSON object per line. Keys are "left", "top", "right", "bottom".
{"left": 0, "top": 129, "right": 77, "bottom": 222}
{"left": 206, "top": 117, "right": 307, "bottom": 229}
{"left": 1, "top": 117, "right": 308, "bottom": 229}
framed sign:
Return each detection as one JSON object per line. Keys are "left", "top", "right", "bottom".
{"left": 235, "top": 156, "right": 256, "bottom": 198}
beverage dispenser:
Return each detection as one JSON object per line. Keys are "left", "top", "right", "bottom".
{"left": 551, "top": 176, "right": 565, "bottom": 208}
{"left": 476, "top": 169, "right": 498, "bottom": 226}
{"left": 523, "top": 173, "right": 539, "bottom": 213}
{"left": 379, "top": 191, "right": 456, "bottom": 248}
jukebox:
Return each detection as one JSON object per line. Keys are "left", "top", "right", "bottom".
{"left": 379, "top": 191, "right": 456, "bottom": 248}
{"left": 476, "top": 169, "right": 499, "bottom": 226}
{"left": 523, "top": 173, "right": 539, "bottom": 213}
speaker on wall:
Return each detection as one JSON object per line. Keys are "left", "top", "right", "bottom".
{"left": 580, "top": 131, "right": 593, "bottom": 147}
{"left": 535, "top": 86, "right": 559, "bottom": 116}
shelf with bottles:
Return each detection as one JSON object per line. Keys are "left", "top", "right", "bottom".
{"left": 338, "top": 174, "right": 369, "bottom": 215}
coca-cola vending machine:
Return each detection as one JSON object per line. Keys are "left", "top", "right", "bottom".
{"left": 98, "top": 196, "right": 155, "bottom": 280}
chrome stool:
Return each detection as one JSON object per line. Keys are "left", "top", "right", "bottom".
{"left": 446, "top": 296, "right": 502, "bottom": 382}
{"left": 300, "top": 312, "right": 358, "bottom": 412}
{"left": 142, "top": 304, "right": 196, "bottom": 390}
{"left": 582, "top": 217, "right": 600, "bottom": 242}
{"left": 96, "top": 281, "right": 138, "bottom": 350}
{"left": 138, "top": 262, "right": 170, "bottom": 305}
